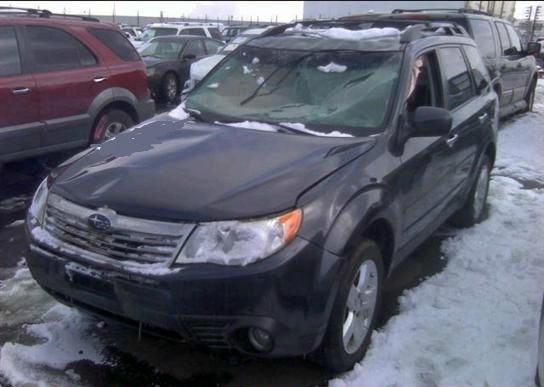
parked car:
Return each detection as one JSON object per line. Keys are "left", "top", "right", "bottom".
{"left": 121, "top": 25, "right": 143, "bottom": 39}
{"left": 341, "top": 8, "right": 541, "bottom": 117}
{"left": 0, "top": 7, "right": 155, "bottom": 165}
{"left": 134, "top": 22, "right": 224, "bottom": 47}
{"left": 25, "top": 20, "right": 498, "bottom": 372}
{"left": 185, "top": 26, "right": 275, "bottom": 90}
{"left": 141, "top": 35, "right": 223, "bottom": 103}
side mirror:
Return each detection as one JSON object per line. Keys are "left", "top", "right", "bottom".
{"left": 526, "top": 42, "right": 541, "bottom": 56}
{"left": 412, "top": 106, "right": 452, "bottom": 137}
{"left": 183, "top": 54, "right": 196, "bottom": 61}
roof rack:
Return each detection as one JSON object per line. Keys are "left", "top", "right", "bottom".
{"left": 400, "top": 22, "right": 468, "bottom": 42}
{"left": 391, "top": 8, "right": 490, "bottom": 16}
{"left": 0, "top": 6, "right": 99, "bottom": 22}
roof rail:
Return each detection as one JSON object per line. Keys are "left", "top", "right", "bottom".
{"left": 392, "top": 8, "right": 490, "bottom": 16}
{"left": 0, "top": 6, "right": 99, "bottom": 22}
{"left": 400, "top": 22, "right": 469, "bottom": 42}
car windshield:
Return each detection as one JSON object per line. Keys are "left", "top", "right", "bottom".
{"left": 140, "top": 28, "right": 178, "bottom": 42}
{"left": 185, "top": 46, "right": 401, "bottom": 135}
{"left": 141, "top": 40, "right": 186, "bottom": 59}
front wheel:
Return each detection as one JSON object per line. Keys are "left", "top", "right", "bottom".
{"left": 450, "top": 155, "right": 491, "bottom": 227}
{"left": 523, "top": 81, "right": 536, "bottom": 113}
{"left": 313, "top": 240, "right": 383, "bottom": 372}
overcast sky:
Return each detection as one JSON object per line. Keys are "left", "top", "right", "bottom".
{"left": 1, "top": 1, "right": 543, "bottom": 21}
{"left": 0, "top": 1, "right": 304, "bottom": 21}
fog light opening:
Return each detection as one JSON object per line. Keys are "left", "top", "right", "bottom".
{"left": 248, "top": 327, "right": 273, "bottom": 353}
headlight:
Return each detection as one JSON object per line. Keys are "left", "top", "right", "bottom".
{"left": 146, "top": 67, "right": 155, "bottom": 76}
{"left": 177, "top": 209, "right": 302, "bottom": 266}
{"left": 28, "top": 178, "right": 49, "bottom": 225}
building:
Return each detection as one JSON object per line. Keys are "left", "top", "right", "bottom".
{"left": 303, "top": 1, "right": 515, "bottom": 21}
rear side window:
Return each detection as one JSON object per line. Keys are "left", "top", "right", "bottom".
{"left": 0, "top": 26, "right": 21, "bottom": 77}
{"left": 204, "top": 39, "right": 222, "bottom": 54}
{"left": 464, "top": 45, "right": 491, "bottom": 94}
{"left": 438, "top": 47, "right": 474, "bottom": 110}
{"left": 89, "top": 28, "right": 140, "bottom": 61}
{"left": 469, "top": 20, "right": 496, "bottom": 58}
{"left": 184, "top": 40, "right": 206, "bottom": 57}
{"left": 27, "top": 26, "right": 97, "bottom": 72}
{"left": 209, "top": 28, "right": 223, "bottom": 40}
{"left": 505, "top": 24, "right": 522, "bottom": 53}
{"left": 495, "top": 22, "right": 511, "bottom": 55}
{"left": 182, "top": 28, "right": 206, "bottom": 37}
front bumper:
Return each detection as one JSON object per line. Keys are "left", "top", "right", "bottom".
{"left": 25, "top": 220, "right": 345, "bottom": 357}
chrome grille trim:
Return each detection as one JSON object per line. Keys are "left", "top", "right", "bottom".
{"left": 44, "top": 193, "right": 195, "bottom": 265}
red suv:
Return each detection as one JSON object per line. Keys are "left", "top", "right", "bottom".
{"left": 0, "top": 7, "right": 155, "bottom": 164}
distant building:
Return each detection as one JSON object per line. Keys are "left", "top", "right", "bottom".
{"left": 303, "top": 1, "right": 516, "bottom": 21}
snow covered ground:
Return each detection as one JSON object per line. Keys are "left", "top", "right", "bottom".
{"left": 332, "top": 81, "right": 544, "bottom": 386}
{"left": 0, "top": 82, "right": 543, "bottom": 386}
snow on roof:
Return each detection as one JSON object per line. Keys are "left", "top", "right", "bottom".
{"left": 317, "top": 27, "right": 400, "bottom": 41}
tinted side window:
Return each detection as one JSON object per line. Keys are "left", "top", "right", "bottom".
{"left": 505, "top": 24, "right": 522, "bottom": 53}
{"left": 439, "top": 47, "right": 474, "bottom": 110}
{"left": 464, "top": 45, "right": 491, "bottom": 94}
{"left": 468, "top": 19, "right": 496, "bottom": 58}
{"left": 495, "top": 22, "right": 511, "bottom": 55}
{"left": 183, "top": 28, "right": 206, "bottom": 37}
{"left": 89, "top": 28, "right": 140, "bottom": 61}
{"left": 209, "top": 28, "right": 223, "bottom": 40}
{"left": 27, "top": 26, "right": 97, "bottom": 72}
{"left": 204, "top": 39, "right": 222, "bottom": 54}
{"left": 184, "top": 40, "right": 206, "bottom": 57}
{"left": 0, "top": 26, "right": 21, "bottom": 77}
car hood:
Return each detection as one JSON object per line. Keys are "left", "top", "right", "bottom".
{"left": 51, "top": 118, "right": 375, "bottom": 222}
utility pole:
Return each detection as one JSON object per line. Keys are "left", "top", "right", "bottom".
{"left": 530, "top": 5, "right": 542, "bottom": 42}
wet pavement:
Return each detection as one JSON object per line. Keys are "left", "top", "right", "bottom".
{"left": 0, "top": 154, "right": 453, "bottom": 387}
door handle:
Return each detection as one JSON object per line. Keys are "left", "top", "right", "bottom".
{"left": 93, "top": 76, "right": 107, "bottom": 83}
{"left": 11, "top": 87, "right": 31, "bottom": 95}
{"left": 446, "top": 134, "right": 459, "bottom": 148}
{"left": 478, "top": 113, "right": 488, "bottom": 123}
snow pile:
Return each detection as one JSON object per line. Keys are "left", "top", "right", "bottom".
{"left": 215, "top": 121, "right": 278, "bottom": 133}
{"left": 318, "top": 27, "right": 400, "bottom": 41}
{"left": 168, "top": 101, "right": 189, "bottom": 120}
{"left": 280, "top": 122, "right": 353, "bottom": 137}
{"left": 317, "top": 62, "right": 347, "bottom": 73}
{"left": 331, "top": 81, "right": 544, "bottom": 386}
{"left": 0, "top": 302, "right": 106, "bottom": 386}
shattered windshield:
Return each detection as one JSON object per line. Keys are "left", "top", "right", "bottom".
{"left": 185, "top": 45, "right": 401, "bottom": 135}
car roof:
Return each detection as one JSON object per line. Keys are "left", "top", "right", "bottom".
{"left": 0, "top": 6, "right": 118, "bottom": 28}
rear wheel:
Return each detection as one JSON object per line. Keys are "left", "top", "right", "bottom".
{"left": 313, "top": 240, "right": 383, "bottom": 372}
{"left": 92, "top": 109, "right": 134, "bottom": 144}
{"left": 450, "top": 155, "right": 491, "bottom": 227}
{"left": 161, "top": 73, "right": 179, "bottom": 105}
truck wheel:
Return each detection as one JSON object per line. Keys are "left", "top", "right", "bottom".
{"left": 161, "top": 73, "right": 179, "bottom": 105}
{"left": 313, "top": 239, "right": 383, "bottom": 372}
{"left": 450, "top": 155, "right": 491, "bottom": 228}
{"left": 92, "top": 109, "right": 134, "bottom": 143}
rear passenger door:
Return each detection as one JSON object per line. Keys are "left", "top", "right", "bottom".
{"left": 494, "top": 21, "right": 530, "bottom": 106}
{"left": 438, "top": 46, "right": 493, "bottom": 199}
{"left": 0, "top": 25, "right": 42, "bottom": 162}
{"left": 24, "top": 25, "right": 110, "bottom": 147}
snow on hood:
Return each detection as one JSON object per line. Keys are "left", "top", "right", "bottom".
{"left": 280, "top": 122, "right": 353, "bottom": 138}
{"left": 190, "top": 54, "right": 225, "bottom": 81}
{"left": 168, "top": 101, "right": 190, "bottom": 120}
{"left": 317, "top": 62, "right": 347, "bottom": 73}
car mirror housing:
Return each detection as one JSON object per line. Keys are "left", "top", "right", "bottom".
{"left": 412, "top": 106, "right": 452, "bottom": 137}
{"left": 526, "top": 42, "right": 542, "bottom": 56}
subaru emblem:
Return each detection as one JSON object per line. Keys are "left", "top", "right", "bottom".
{"left": 88, "top": 213, "right": 112, "bottom": 231}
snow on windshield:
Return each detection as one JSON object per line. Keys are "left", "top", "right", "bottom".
{"left": 317, "top": 62, "right": 347, "bottom": 73}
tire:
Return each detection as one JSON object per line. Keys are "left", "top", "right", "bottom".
{"left": 523, "top": 80, "right": 536, "bottom": 113}
{"left": 161, "top": 73, "right": 179, "bottom": 105}
{"left": 313, "top": 239, "right": 384, "bottom": 372}
{"left": 450, "top": 155, "right": 491, "bottom": 228}
{"left": 91, "top": 109, "right": 134, "bottom": 144}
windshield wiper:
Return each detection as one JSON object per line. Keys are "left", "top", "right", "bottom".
{"left": 271, "top": 123, "right": 313, "bottom": 136}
